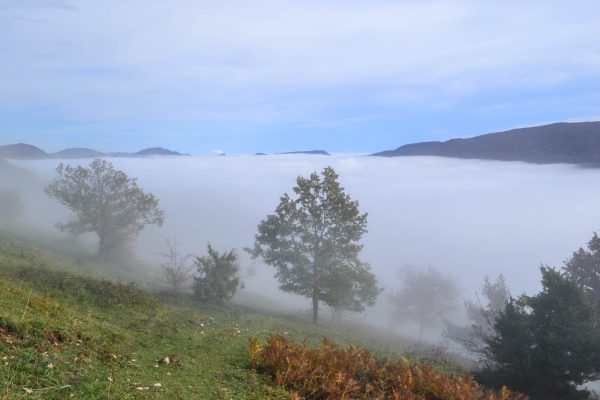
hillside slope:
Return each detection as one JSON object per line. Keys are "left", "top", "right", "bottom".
{"left": 0, "top": 230, "right": 464, "bottom": 399}
{"left": 373, "top": 121, "right": 600, "bottom": 164}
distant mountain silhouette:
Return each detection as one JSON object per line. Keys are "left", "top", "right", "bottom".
{"left": 51, "top": 148, "right": 106, "bottom": 159}
{"left": 0, "top": 143, "right": 48, "bottom": 159}
{"left": 134, "top": 147, "right": 188, "bottom": 156}
{"left": 276, "top": 150, "right": 330, "bottom": 155}
{"left": 372, "top": 122, "right": 600, "bottom": 165}
{"left": 0, "top": 143, "right": 190, "bottom": 159}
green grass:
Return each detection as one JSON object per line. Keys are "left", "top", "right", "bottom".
{"left": 0, "top": 230, "right": 465, "bottom": 399}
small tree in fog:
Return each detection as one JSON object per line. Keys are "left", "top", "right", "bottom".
{"left": 159, "top": 236, "right": 193, "bottom": 294}
{"left": 389, "top": 265, "right": 461, "bottom": 342}
{"left": 193, "top": 244, "right": 242, "bottom": 305}
{"left": 443, "top": 274, "right": 509, "bottom": 353}
{"left": 245, "top": 167, "right": 382, "bottom": 323}
{"left": 0, "top": 187, "right": 24, "bottom": 221}
{"left": 44, "top": 159, "right": 165, "bottom": 260}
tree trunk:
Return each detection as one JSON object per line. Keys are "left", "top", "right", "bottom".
{"left": 312, "top": 288, "right": 319, "bottom": 324}
{"left": 98, "top": 233, "right": 108, "bottom": 259}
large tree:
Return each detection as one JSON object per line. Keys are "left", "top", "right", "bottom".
{"left": 389, "top": 265, "right": 461, "bottom": 342}
{"left": 246, "top": 167, "right": 381, "bottom": 323}
{"left": 45, "top": 159, "right": 165, "bottom": 260}
{"left": 476, "top": 267, "right": 600, "bottom": 400}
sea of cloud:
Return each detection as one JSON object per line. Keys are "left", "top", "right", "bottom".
{"left": 11, "top": 154, "right": 600, "bottom": 334}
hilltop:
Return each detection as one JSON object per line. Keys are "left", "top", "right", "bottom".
{"left": 0, "top": 143, "right": 48, "bottom": 160}
{"left": 50, "top": 148, "right": 106, "bottom": 159}
{"left": 0, "top": 144, "right": 188, "bottom": 160}
{"left": 372, "top": 121, "right": 600, "bottom": 165}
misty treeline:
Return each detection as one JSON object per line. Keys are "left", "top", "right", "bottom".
{"left": 0, "top": 159, "right": 29, "bottom": 223}
{"left": 8, "top": 157, "right": 600, "bottom": 398}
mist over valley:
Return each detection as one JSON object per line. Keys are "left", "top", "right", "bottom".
{"left": 6, "top": 154, "right": 599, "bottom": 337}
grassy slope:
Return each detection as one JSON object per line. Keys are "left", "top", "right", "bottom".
{"left": 0, "top": 230, "right": 464, "bottom": 399}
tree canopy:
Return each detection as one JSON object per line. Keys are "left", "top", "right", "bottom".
{"left": 476, "top": 267, "right": 600, "bottom": 400}
{"left": 246, "top": 166, "right": 381, "bottom": 323}
{"left": 45, "top": 159, "right": 165, "bottom": 260}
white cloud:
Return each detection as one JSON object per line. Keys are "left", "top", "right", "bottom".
{"left": 1, "top": 0, "right": 599, "bottom": 125}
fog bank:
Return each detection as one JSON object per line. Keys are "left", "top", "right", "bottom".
{"left": 10, "top": 155, "right": 600, "bottom": 331}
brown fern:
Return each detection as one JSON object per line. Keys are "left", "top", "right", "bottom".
{"left": 249, "top": 334, "right": 528, "bottom": 400}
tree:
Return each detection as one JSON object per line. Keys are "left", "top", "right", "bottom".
{"left": 443, "top": 274, "right": 509, "bottom": 353}
{"left": 476, "top": 267, "right": 600, "bottom": 400}
{"left": 246, "top": 167, "right": 381, "bottom": 323}
{"left": 563, "top": 232, "right": 600, "bottom": 309}
{"left": 158, "top": 236, "right": 193, "bottom": 294}
{"left": 44, "top": 159, "right": 165, "bottom": 260}
{"left": 193, "top": 244, "right": 242, "bottom": 305}
{"left": 389, "top": 265, "right": 461, "bottom": 342}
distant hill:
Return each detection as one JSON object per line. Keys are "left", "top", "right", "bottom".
{"left": 134, "top": 147, "right": 188, "bottom": 156}
{"left": 372, "top": 122, "right": 600, "bottom": 165}
{"left": 0, "top": 143, "right": 189, "bottom": 159}
{"left": 51, "top": 148, "right": 106, "bottom": 159}
{"left": 277, "top": 150, "right": 330, "bottom": 156}
{"left": 0, "top": 143, "right": 48, "bottom": 160}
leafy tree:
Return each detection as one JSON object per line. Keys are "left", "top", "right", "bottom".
{"left": 246, "top": 167, "right": 381, "bottom": 323}
{"left": 443, "top": 274, "right": 509, "bottom": 353}
{"left": 193, "top": 244, "right": 242, "bottom": 305}
{"left": 389, "top": 265, "right": 461, "bottom": 342}
{"left": 158, "top": 236, "right": 193, "bottom": 294}
{"left": 563, "top": 232, "right": 600, "bottom": 309}
{"left": 45, "top": 159, "right": 165, "bottom": 260}
{"left": 476, "top": 267, "right": 600, "bottom": 400}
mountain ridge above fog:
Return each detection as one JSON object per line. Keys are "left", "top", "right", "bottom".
{"left": 372, "top": 121, "right": 600, "bottom": 165}
{"left": 4, "top": 121, "right": 600, "bottom": 164}
{"left": 0, "top": 145, "right": 190, "bottom": 159}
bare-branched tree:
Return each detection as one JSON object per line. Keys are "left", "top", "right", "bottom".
{"left": 158, "top": 236, "right": 193, "bottom": 294}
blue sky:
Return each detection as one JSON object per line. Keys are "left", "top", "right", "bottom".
{"left": 1, "top": 0, "right": 600, "bottom": 154}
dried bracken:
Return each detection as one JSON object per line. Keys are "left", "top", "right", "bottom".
{"left": 249, "top": 334, "right": 528, "bottom": 400}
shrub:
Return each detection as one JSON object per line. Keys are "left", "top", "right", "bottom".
{"left": 192, "top": 244, "right": 242, "bottom": 305}
{"left": 249, "top": 334, "right": 527, "bottom": 400}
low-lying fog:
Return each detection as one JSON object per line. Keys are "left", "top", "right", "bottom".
{"left": 9, "top": 154, "right": 600, "bottom": 340}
